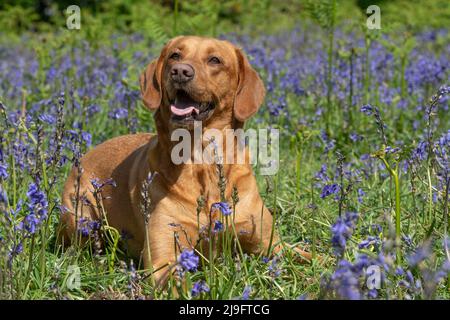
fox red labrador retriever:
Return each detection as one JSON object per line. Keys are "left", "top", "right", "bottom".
{"left": 59, "top": 36, "right": 311, "bottom": 285}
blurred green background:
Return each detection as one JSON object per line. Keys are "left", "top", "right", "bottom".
{"left": 1, "top": 0, "right": 449, "bottom": 40}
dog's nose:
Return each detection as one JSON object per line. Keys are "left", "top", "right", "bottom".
{"left": 170, "top": 63, "right": 195, "bottom": 83}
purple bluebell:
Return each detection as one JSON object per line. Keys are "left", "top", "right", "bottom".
{"left": 77, "top": 218, "right": 101, "bottom": 237}
{"left": 360, "top": 104, "right": 374, "bottom": 116}
{"left": 191, "top": 280, "right": 210, "bottom": 297}
{"left": 178, "top": 249, "right": 199, "bottom": 273}
{"left": 268, "top": 257, "right": 282, "bottom": 278}
{"left": 407, "top": 242, "right": 431, "bottom": 267}
{"left": 320, "top": 183, "right": 340, "bottom": 199}
{"left": 367, "top": 289, "right": 378, "bottom": 299}
{"left": 77, "top": 217, "right": 90, "bottom": 237}
{"left": 18, "top": 182, "right": 48, "bottom": 236}
{"left": 213, "top": 220, "right": 224, "bottom": 233}
{"left": 90, "top": 177, "right": 117, "bottom": 190}
{"left": 395, "top": 267, "right": 405, "bottom": 276}
{"left": 38, "top": 114, "right": 56, "bottom": 125}
{"left": 241, "top": 285, "right": 252, "bottom": 300}
{"left": 357, "top": 188, "right": 365, "bottom": 203}
{"left": 211, "top": 202, "right": 232, "bottom": 216}
{"left": 325, "top": 259, "right": 362, "bottom": 300}
{"left": 315, "top": 164, "right": 329, "bottom": 183}
{"left": 331, "top": 211, "right": 358, "bottom": 255}
{"left": 385, "top": 146, "right": 400, "bottom": 154}
{"left": 350, "top": 132, "right": 363, "bottom": 142}
{"left": 108, "top": 107, "right": 128, "bottom": 120}
{"left": 0, "top": 186, "right": 7, "bottom": 203}
{"left": 358, "top": 236, "right": 381, "bottom": 250}
{"left": 0, "top": 163, "right": 7, "bottom": 179}
{"left": 7, "top": 242, "right": 23, "bottom": 267}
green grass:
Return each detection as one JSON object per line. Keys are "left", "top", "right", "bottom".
{"left": 0, "top": 0, "right": 449, "bottom": 300}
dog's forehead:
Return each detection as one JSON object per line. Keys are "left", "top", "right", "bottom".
{"left": 169, "top": 36, "right": 236, "bottom": 57}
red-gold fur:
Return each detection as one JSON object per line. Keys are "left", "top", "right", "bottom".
{"left": 59, "top": 36, "right": 311, "bottom": 286}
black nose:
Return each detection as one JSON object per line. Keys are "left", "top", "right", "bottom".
{"left": 170, "top": 63, "right": 195, "bottom": 83}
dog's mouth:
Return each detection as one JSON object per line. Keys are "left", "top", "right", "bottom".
{"left": 169, "top": 90, "right": 215, "bottom": 123}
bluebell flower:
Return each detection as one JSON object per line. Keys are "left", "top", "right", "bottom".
{"left": 38, "top": 113, "right": 56, "bottom": 124}
{"left": 211, "top": 202, "right": 232, "bottom": 216}
{"left": 432, "top": 258, "right": 450, "bottom": 283}
{"left": 436, "top": 85, "right": 450, "bottom": 97}
{"left": 360, "top": 104, "right": 374, "bottom": 116}
{"left": 402, "top": 235, "right": 414, "bottom": 248}
{"left": 370, "top": 224, "right": 382, "bottom": 234}
{"left": 27, "top": 183, "right": 48, "bottom": 210}
{"left": 367, "top": 289, "right": 378, "bottom": 299}
{"left": 385, "top": 146, "right": 400, "bottom": 154}
{"left": 90, "top": 177, "right": 117, "bottom": 190}
{"left": 58, "top": 92, "right": 65, "bottom": 106}
{"left": 407, "top": 242, "right": 431, "bottom": 267}
{"left": 406, "top": 270, "right": 415, "bottom": 284}
{"left": 81, "top": 132, "right": 92, "bottom": 147}
{"left": 411, "top": 141, "right": 428, "bottom": 162}
{"left": 77, "top": 217, "right": 90, "bottom": 237}
{"left": 320, "top": 183, "right": 340, "bottom": 199}
{"left": 268, "top": 257, "right": 282, "bottom": 278}
{"left": 331, "top": 211, "right": 358, "bottom": 255}
{"left": 242, "top": 285, "right": 252, "bottom": 300}
{"left": 395, "top": 267, "right": 405, "bottom": 276}
{"left": 0, "top": 186, "right": 7, "bottom": 203}
{"left": 77, "top": 218, "right": 101, "bottom": 237}
{"left": 314, "top": 164, "right": 329, "bottom": 183}
{"left": 358, "top": 236, "right": 381, "bottom": 250}
{"left": 127, "top": 260, "right": 138, "bottom": 285}
{"left": 178, "top": 249, "right": 199, "bottom": 273}
{"left": 89, "top": 220, "right": 101, "bottom": 231}
{"left": 87, "top": 104, "right": 101, "bottom": 116}
{"left": 0, "top": 163, "right": 7, "bottom": 179}
{"left": 18, "top": 182, "right": 48, "bottom": 236}
{"left": 350, "top": 132, "right": 363, "bottom": 142}
{"left": 357, "top": 188, "right": 365, "bottom": 203}
{"left": 7, "top": 242, "right": 23, "bottom": 267}
{"left": 20, "top": 213, "right": 40, "bottom": 234}
{"left": 325, "top": 259, "right": 362, "bottom": 300}
{"left": 213, "top": 220, "right": 223, "bottom": 233}
{"left": 434, "top": 130, "right": 449, "bottom": 190}
{"left": 108, "top": 107, "right": 128, "bottom": 120}
{"left": 191, "top": 280, "right": 210, "bottom": 297}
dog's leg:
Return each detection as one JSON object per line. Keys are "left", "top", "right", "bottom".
{"left": 141, "top": 213, "right": 199, "bottom": 290}
{"left": 235, "top": 204, "right": 311, "bottom": 263}
{"left": 58, "top": 184, "right": 100, "bottom": 247}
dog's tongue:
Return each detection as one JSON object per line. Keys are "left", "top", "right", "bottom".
{"left": 171, "top": 105, "right": 199, "bottom": 116}
{"left": 171, "top": 91, "right": 200, "bottom": 116}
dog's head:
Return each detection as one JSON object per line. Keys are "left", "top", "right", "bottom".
{"left": 140, "top": 36, "right": 265, "bottom": 130}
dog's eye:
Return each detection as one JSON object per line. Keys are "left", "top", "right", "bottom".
{"left": 169, "top": 52, "right": 181, "bottom": 60}
{"left": 208, "top": 56, "right": 221, "bottom": 65}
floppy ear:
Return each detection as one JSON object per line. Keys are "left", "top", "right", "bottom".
{"left": 140, "top": 57, "right": 164, "bottom": 110}
{"left": 234, "top": 48, "right": 266, "bottom": 122}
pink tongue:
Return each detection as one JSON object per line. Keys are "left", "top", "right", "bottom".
{"left": 171, "top": 105, "right": 199, "bottom": 116}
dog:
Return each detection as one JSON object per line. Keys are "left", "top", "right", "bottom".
{"left": 59, "top": 36, "right": 311, "bottom": 286}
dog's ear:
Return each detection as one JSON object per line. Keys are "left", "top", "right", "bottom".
{"left": 140, "top": 39, "right": 176, "bottom": 110}
{"left": 140, "top": 59, "right": 161, "bottom": 110}
{"left": 234, "top": 48, "right": 266, "bottom": 122}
